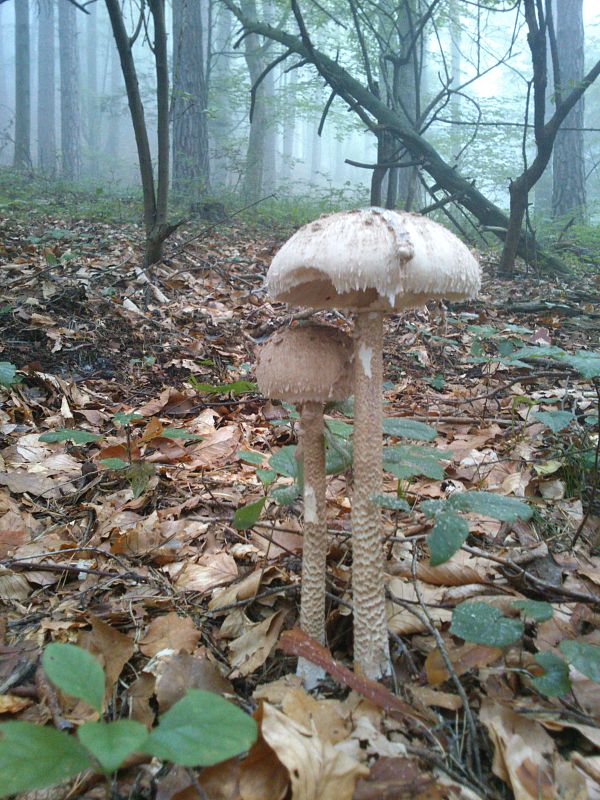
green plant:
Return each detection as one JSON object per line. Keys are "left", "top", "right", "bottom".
{"left": 449, "top": 599, "right": 600, "bottom": 699}
{"left": 39, "top": 411, "right": 202, "bottom": 499}
{"left": 0, "top": 361, "right": 19, "bottom": 388}
{"left": 0, "top": 643, "right": 257, "bottom": 797}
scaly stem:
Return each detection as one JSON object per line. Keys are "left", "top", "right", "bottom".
{"left": 352, "top": 311, "right": 391, "bottom": 679}
{"left": 297, "top": 401, "right": 328, "bottom": 687}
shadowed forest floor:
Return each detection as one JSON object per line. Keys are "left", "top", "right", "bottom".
{"left": 2, "top": 204, "right": 600, "bottom": 799}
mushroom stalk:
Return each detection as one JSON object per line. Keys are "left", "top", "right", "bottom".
{"left": 352, "top": 311, "right": 391, "bottom": 679}
{"left": 297, "top": 401, "right": 328, "bottom": 687}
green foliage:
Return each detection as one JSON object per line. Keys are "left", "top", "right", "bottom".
{"left": 559, "top": 640, "right": 600, "bottom": 682}
{"left": 533, "top": 411, "right": 575, "bottom": 433}
{"left": 370, "top": 493, "right": 410, "bottom": 511}
{"left": 112, "top": 411, "right": 144, "bottom": 426}
{"left": 530, "top": 653, "right": 571, "bottom": 697}
{"left": 0, "top": 723, "right": 92, "bottom": 798}
{"left": 450, "top": 602, "right": 524, "bottom": 647}
{"left": 77, "top": 720, "right": 148, "bottom": 774}
{"left": 512, "top": 600, "right": 553, "bottom": 622}
{"left": 189, "top": 377, "right": 257, "bottom": 395}
{"left": 382, "top": 417, "right": 438, "bottom": 441}
{"left": 0, "top": 644, "right": 257, "bottom": 796}
{"left": 446, "top": 491, "right": 532, "bottom": 522}
{"left": 269, "top": 446, "right": 300, "bottom": 478}
{"left": 145, "top": 689, "right": 257, "bottom": 767}
{"left": 42, "top": 644, "right": 105, "bottom": 714}
{"left": 427, "top": 511, "right": 470, "bottom": 567}
{"left": 39, "top": 429, "right": 102, "bottom": 444}
{"left": 383, "top": 444, "right": 446, "bottom": 480}
{"left": 233, "top": 497, "right": 266, "bottom": 530}
{"left": 0, "top": 361, "right": 19, "bottom": 387}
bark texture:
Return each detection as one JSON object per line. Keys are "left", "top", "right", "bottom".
{"left": 37, "top": 0, "right": 55, "bottom": 175}
{"left": 351, "top": 312, "right": 390, "bottom": 680}
{"left": 58, "top": 0, "right": 81, "bottom": 180}
{"left": 297, "top": 402, "right": 328, "bottom": 688}
{"left": 552, "top": 0, "right": 586, "bottom": 220}
{"left": 13, "top": 0, "right": 31, "bottom": 169}
{"left": 172, "top": 0, "right": 210, "bottom": 196}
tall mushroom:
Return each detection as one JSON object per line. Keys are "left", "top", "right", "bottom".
{"left": 256, "top": 323, "right": 353, "bottom": 687}
{"left": 267, "top": 208, "right": 481, "bottom": 680}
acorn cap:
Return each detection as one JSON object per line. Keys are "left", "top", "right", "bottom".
{"left": 256, "top": 324, "right": 353, "bottom": 404}
{"left": 267, "top": 207, "right": 481, "bottom": 311}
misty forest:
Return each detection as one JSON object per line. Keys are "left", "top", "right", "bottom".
{"left": 2, "top": 1, "right": 600, "bottom": 798}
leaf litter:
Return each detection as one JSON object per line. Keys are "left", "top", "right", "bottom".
{"left": 1, "top": 213, "right": 600, "bottom": 798}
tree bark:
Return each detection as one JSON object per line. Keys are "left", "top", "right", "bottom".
{"left": 13, "top": 0, "right": 31, "bottom": 170}
{"left": 552, "top": 0, "right": 586, "bottom": 220}
{"left": 58, "top": 0, "right": 81, "bottom": 180}
{"left": 172, "top": 0, "right": 210, "bottom": 197}
{"left": 37, "top": 0, "right": 55, "bottom": 175}
{"left": 86, "top": 2, "right": 99, "bottom": 177}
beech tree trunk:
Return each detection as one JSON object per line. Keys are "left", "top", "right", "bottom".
{"left": 37, "top": 0, "right": 55, "bottom": 175}
{"left": 58, "top": 0, "right": 81, "bottom": 180}
{"left": 86, "top": 3, "right": 99, "bottom": 177}
{"left": 552, "top": 0, "right": 586, "bottom": 220}
{"left": 172, "top": 0, "right": 210, "bottom": 197}
{"left": 13, "top": 0, "right": 31, "bottom": 170}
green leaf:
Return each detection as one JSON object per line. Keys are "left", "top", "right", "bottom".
{"left": 563, "top": 352, "right": 600, "bottom": 379}
{"left": 0, "top": 722, "right": 92, "bottom": 797}
{"left": 256, "top": 468, "right": 277, "bottom": 485}
{"left": 77, "top": 720, "right": 148, "bottom": 774}
{"left": 271, "top": 482, "right": 301, "bottom": 505}
{"left": 161, "top": 428, "right": 202, "bottom": 441}
{"left": 370, "top": 494, "right": 410, "bottom": 512}
{"left": 427, "top": 511, "right": 469, "bottom": 566}
{"left": 512, "top": 600, "right": 553, "bottom": 622}
{"left": 128, "top": 461, "right": 155, "bottom": 499}
{"left": 237, "top": 450, "right": 265, "bottom": 466}
{"left": 382, "top": 417, "right": 437, "bottom": 441}
{"left": 420, "top": 499, "right": 447, "bottom": 517}
{"left": 530, "top": 653, "right": 571, "bottom": 697}
{"left": 450, "top": 602, "right": 524, "bottom": 647}
{"left": 190, "top": 379, "right": 257, "bottom": 395}
{"left": 0, "top": 361, "right": 19, "bottom": 387}
{"left": 383, "top": 445, "right": 445, "bottom": 480}
{"left": 268, "top": 446, "right": 299, "bottom": 478}
{"left": 559, "top": 640, "right": 600, "bottom": 683}
{"left": 447, "top": 491, "right": 532, "bottom": 522}
{"left": 39, "top": 429, "right": 102, "bottom": 444}
{"left": 508, "top": 345, "right": 566, "bottom": 362}
{"left": 325, "top": 419, "right": 353, "bottom": 438}
{"left": 233, "top": 498, "right": 266, "bottom": 530}
{"left": 112, "top": 412, "right": 143, "bottom": 426}
{"left": 533, "top": 411, "right": 574, "bottom": 433}
{"left": 100, "top": 457, "right": 129, "bottom": 471}
{"left": 42, "top": 643, "right": 105, "bottom": 713}
{"left": 325, "top": 433, "right": 352, "bottom": 475}
{"left": 145, "top": 689, "right": 257, "bottom": 767}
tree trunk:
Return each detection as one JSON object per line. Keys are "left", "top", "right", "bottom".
{"left": 37, "top": 0, "right": 55, "bottom": 175}
{"left": 282, "top": 69, "right": 297, "bottom": 181}
{"left": 209, "top": 4, "right": 232, "bottom": 186}
{"left": 13, "top": 0, "right": 31, "bottom": 170}
{"left": 172, "top": 0, "right": 210, "bottom": 197}
{"left": 86, "top": 3, "right": 99, "bottom": 177}
{"left": 552, "top": 0, "right": 586, "bottom": 220}
{"left": 105, "top": 36, "right": 121, "bottom": 162}
{"left": 58, "top": 0, "right": 81, "bottom": 180}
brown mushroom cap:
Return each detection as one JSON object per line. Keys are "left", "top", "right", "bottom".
{"left": 267, "top": 207, "right": 481, "bottom": 311}
{"left": 256, "top": 323, "right": 353, "bottom": 404}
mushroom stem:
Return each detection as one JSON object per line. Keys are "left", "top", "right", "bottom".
{"left": 352, "top": 310, "right": 391, "bottom": 679}
{"left": 297, "top": 401, "right": 328, "bottom": 687}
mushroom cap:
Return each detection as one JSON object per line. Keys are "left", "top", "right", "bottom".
{"left": 256, "top": 323, "right": 353, "bottom": 404}
{"left": 267, "top": 207, "right": 481, "bottom": 311}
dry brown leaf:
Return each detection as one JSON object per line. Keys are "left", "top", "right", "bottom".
{"left": 209, "top": 566, "right": 281, "bottom": 611}
{"left": 155, "top": 653, "right": 233, "bottom": 711}
{"left": 409, "top": 685, "right": 462, "bottom": 711}
{"left": 259, "top": 702, "right": 369, "bottom": 800}
{"left": 387, "top": 578, "right": 451, "bottom": 635}
{"left": 353, "top": 756, "right": 439, "bottom": 800}
{"left": 281, "top": 688, "right": 351, "bottom": 744}
{"left": 187, "top": 424, "right": 241, "bottom": 468}
{"left": 0, "top": 693, "right": 33, "bottom": 713}
{"left": 229, "top": 610, "right": 287, "bottom": 678}
{"left": 391, "top": 550, "right": 491, "bottom": 586}
{"left": 425, "top": 641, "right": 501, "bottom": 685}
{"left": 239, "top": 704, "right": 289, "bottom": 800}
{"left": 139, "top": 612, "right": 200, "bottom": 657}
{"left": 169, "top": 551, "right": 238, "bottom": 593}
{"left": 480, "top": 699, "right": 556, "bottom": 800}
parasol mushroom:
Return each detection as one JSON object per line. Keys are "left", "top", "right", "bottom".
{"left": 267, "top": 208, "right": 481, "bottom": 680}
{"left": 256, "top": 323, "right": 353, "bottom": 686}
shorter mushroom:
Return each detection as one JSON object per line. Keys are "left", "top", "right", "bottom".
{"left": 256, "top": 323, "right": 353, "bottom": 687}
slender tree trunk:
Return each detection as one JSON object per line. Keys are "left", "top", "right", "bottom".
{"left": 310, "top": 118, "right": 321, "bottom": 180}
{"left": 105, "top": 37, "right": 121, "bottom": 162}
{"left": 209, "top": 5, "right": 232, "bottom": 185}
{"left": 552, "top": 0, "right": 586, "bottom": 220}
{"left": 58, "top": 0, "right": 81, "bottom": 180}
{"left": 282, "top": 70, "right": 297, "bottom": 181}
{"left": 13, "top": 0, "right": 31, "bottom": 170}
{"left": 37, "top": 0, "right": 55, "bottom": 175}
{"left": 86, "top": 3, "right": 99, "bottom": 177}
{"left": 172, "top": 0, "right": 210, "bottom": 197}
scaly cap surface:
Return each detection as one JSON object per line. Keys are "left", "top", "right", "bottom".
{"left": 267, "top": 207, "right": 481, "bottom": 311}
{"left": 256, "top": 323, "right": 353, "bottom": 404}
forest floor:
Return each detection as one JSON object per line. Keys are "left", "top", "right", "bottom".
{"left": 2, "top": 197, "right": 600, "bottom": 800}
